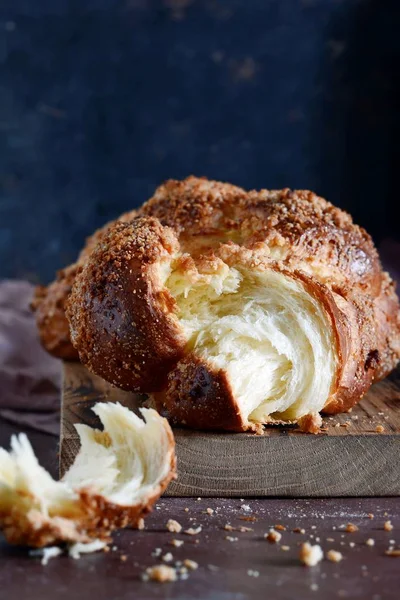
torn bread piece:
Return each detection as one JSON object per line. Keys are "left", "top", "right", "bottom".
{"left": 0, "top": 404, "right": 176, "bottom": 547}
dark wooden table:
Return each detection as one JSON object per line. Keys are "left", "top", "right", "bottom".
{"left": 0, "top": 418, "right": 399, "bottom": 600}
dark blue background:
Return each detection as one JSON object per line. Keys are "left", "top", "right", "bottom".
{"left": 0, "top": 0, "right": 398, "bottom": 282}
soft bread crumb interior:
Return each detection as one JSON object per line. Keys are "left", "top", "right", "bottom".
{"left": 166, "top": 262, "right": 337, "bottom": 424}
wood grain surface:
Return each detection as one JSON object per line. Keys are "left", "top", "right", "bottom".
{"left": 61, "top": 362, "right": 400, "bottom": 497}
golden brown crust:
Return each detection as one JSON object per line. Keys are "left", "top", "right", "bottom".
{"left": 31, "top": 265, "right": 80, "bottom": 360}
{"left": 41, "top": 176, "right": 400, "bottom": 428}
{"left": 32, "top": 209, "right": 138, "bottom": 358}
{"left": 150, "top": 354, "right": 250, "bottom": 432}
{"left": 67, "top": 218, "right": 186, "bottom": 392}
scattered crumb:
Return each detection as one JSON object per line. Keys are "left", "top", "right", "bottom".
{"left": 366, "top": 539, "right": 375, "bottom": 547}
{"left": 349, "top": 542, "right": 355, "bottom": 548}
{"left": 162, "top": 553, "right": 173, "bottom": 563}
{"left": 170, "top": 539, "right": 184, "bottom": 548}
{"left": 120, "top": 554, "right": 127, "bottom": 562}
{"left": 197, "top": 497, "right": 202, "bottom": 501}
{"left": 345, "top": 523, "right": 359, "bottom": 533}
{"left": 184, "top": 527, "right": 202, "bottom": 536}
{"left": 340, "top": 421, "right": 350, "bottom": 427}
{"left": 315, "top": 537, "right": 320, "bottom": 543}
{"left": 152, "top": 548, "right": 162, "bottom": 557}
{"left": 183, "top": 559, "right": 198, "bottom": 570}
{"left": 29, "top": 546, "right": 63, "bottom": 566}
{"left": 224, "top": 524, "right": 234, "bottom": 531}
{"left": 247, "top": 569, "right": 259, "bottom": 577}
{"left": 293, "top": 528, "right": 306, "bottom": 534}
{"left": 310, "top": 583, "right": 319, "bottom": 591}
{"left": 390, "top": 540, "right": 395, "bottom": 544}
{"left": 239, "top": 516, "right": 257, "bottom": 522}
{"left": 274, "top": 524, "right": 286, "bottom": 531}
{"left": 327, "top": 538, "right": 335, "bottom": 542}
{"left": 69, "top": 540, "right": 107, "bottom": 560}
{"left": 143, "top": 565, "right": 177, "bottom": 583}
{"left": 298, "top": 413, "right": 322, "bottom": 434}
{"left": 206, "top": 508, "right": 214, "bottom": 515}
{"left": 241, "top": 504, "right": 251, "bottom": 512}
{"left": 239, "top": 526, "right": 253, "bottom": 532}
{"left": 327, "top": 549, "right": 343, "bottom": 563}
{"left": 368, "top": 513, "right": 374, "bottom": 519}
{"left": 299, "top": 543, "right": 323, "bottom": 567}
{"left": 265, "top": 529, "right": 282, "bottom": 543}
{"left": 335, "top": 423, "right": 341, "bottom": 428}
{"left": 184, "top": 508, "right": 189, "bottom": 513}
{"left": 311, "top": 525, "right": 316, "bottom": 530}
{"left": 281, "top": 545, "right": 290, "bottom": 551}
{"left": 166, "top": 519, "right": 182, "bottom": 533}
{"left": 384, "top": 521, "right": 393, "bottom": 532}
{"left": 375, "top": 425, "right": 384, "bottom": 433}
{"left": 137, "top": 518, "right": 145, "bottom": 530}
{"left": 226, "top": 536, "right": 239, "bottom": 542}
{"left": 385, "top": 549, "right": 400, "bottom": 557}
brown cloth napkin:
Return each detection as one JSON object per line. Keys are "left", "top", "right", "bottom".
{"left": 0, "top": 280, "right": 61, "bottom": 435}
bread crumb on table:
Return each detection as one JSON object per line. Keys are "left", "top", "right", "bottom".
{"left": 225, "top": 536, "right": 239, "bottom": 542}
{"left": 365, "top": 539, "right": 375, "bottom": 547}
{"left": 184, "top": 526, "right": 202, "bottom": 535}
{"left": 299, "top": 543, "right": 323, "bottom": 567}
{"left": 183, "top": 559, "right": 198, "bottom": 570}
{"left": 327, "top": 549, "right": 343, "bottom": 563}
{"left": 385, "top": 549, "right": 400, "bottom": 557}
{"left": 206, "top": 508, "right": 214, "bottom": 515}
{"left": 162, "top": 553, "right": 173, "bottom": 563}
{"left": 376, "top": 424, "right": 385, "bottom": 433}
{"left": 247, "top": 569, "right": 259, "bottom": 577}
{"left": 297, "top": 412, "right": 322, "bottom": 434}
{"left": 368, "top": 513, "right": 374, "bottom": 519}
{"left": 384, "top": 520, "right": 393, "bottom": 532}
{"left": 345, "top": 523, "right": 359, "bottom": 533}
{"left": 143, "top": 565, "right": 177, "bottom": 583}
{"left": 281, "top": 545, "right": 290, "bottom": 551}
{"left": 293, "top": 527, "right": 306, "bottom": 534}
{"left": 166, "top": 519, "right": 182, "bottom": 533}
{"left": 274, "top": 524, "right": 286, "bottom": 531}
{"left": 137, "top": 518, "right": 145, "bottom": 530}
{"left": 170, "top": 539, "right": 184, "bottom": 548}
{"left": 265, "top": 529, "right": 282, "bottom": 543}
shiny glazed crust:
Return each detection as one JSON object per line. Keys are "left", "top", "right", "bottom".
{"left": 65, "top": 177, "right": 400, "bottom": 429}
{"left": 32, "top": 209, "right": 138, "bottom": 359}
